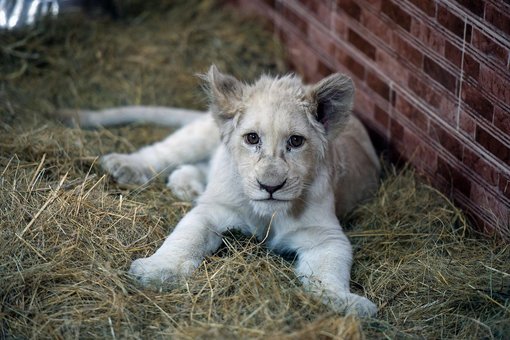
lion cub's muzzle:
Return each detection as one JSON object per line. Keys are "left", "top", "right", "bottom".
{"left": 257, "top": 179, "right": 287, "bottom": 199}
{"left": 252, "top": 157, "right": 291, "bottom": 200}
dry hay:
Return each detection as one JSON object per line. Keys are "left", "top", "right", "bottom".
{"left": 1, "top": 1, "right": 509, "bottom": 339}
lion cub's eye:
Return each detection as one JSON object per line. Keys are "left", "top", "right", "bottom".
{"left": 244, "top": 133, "right": 260, "bottom": 145}
{"left": 288, "top": 135, "right": 305, "bottom": 148}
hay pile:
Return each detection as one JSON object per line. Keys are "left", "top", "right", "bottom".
{"left": 1, "top": 1, "right": 509, "bottom": 338}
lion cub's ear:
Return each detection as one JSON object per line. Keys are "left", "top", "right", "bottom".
{"left": 309, "top": 73, "right": 354, "bottom": 139}
{"left": 202, "top": 65, "right": 243, "bottom": 127}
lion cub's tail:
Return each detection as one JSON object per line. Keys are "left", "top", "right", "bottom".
{"left": 57, "top": 106, "right": 206, "bottom": 128}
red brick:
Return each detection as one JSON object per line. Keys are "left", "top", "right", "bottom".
{"left": 366, "top": 71, "right": 390, "bottom": 100}
{"left": 360, "top": 8, "right": 392, "bottom": 44}
{"left": 402, "top": 128, "right": 420, "bottom": 155}
{"left": 485, "top": 3, "right": 510, "bottom": 36}
{"left": 429, "top": 121, "right": 464, "bottom": 160}
{"left": 297, "top": 0, "right": 332, "bottom": 27}
{"left": 437, "top": 5, "right": 467, "bottom": 39}
{"left": 392, "top": 35, "right": 423, "bottom": 68}
{"left": 360, "top": 0, "right": 382, "bottom": 11}
{"left": 411, "top": 18, "right": 445, "bottom": 55}
{"left": 280, "top": 3, "right": 308, "bottom": 35}
{"left": 471, "top": 28, "right": 509, "bottom": 66}
{"left": 262, "top": 0, "right": 276, "bottom": 8}
{"left": 478, "top": 64, "right": 510, "bottom": 104}
{"left": 282, "top": 31, "right": 320, "bottom": 80}
{"left": 463, "top": 53, "right": 480, "bottom": 80}
{"left": 395, "top": 94, "right": 428, "bottom": 131}
{"left": 428, "top": 171, "right": 451, "bottom": 194}
{"left": 461, "top": 83, "right": 494, "bottom": 122}
{"left": 317, "top": 60, "right": 335, "bottom": 78}
{"left": 348, "top": 29, "right": 376, "bottom": 59}
{"left": 389, "top": 142, "right": 408, "bottom": 165}
{"left": 381, "top": 0, "right": 412, "bottom": 31}
{"left": 408, "top": 75, "right": 441, "bottom": 109}
{"left": 417, "top": 140, "right": 438, "bottom": 172}
{"left": 444, "top": 40, "right": 462, "bottom": 68}
{"left": 408, "top": 0, "right": 436, "bottom": 17}
{"left": 390, "top": 88, "right": 396, "bottom": 106}
{"left": 402, "top": 127, "right": 419, "bottom": 146}
{"left": 403, "top": 131, "right": 437, "bottom": 172}
{"left": 308, "top": 24, "right": 334, "bottom": 56}
{"left": 332, "top": 12, "right": 348, "bottom": 38}
{"left": 458, "top": 109, "right": 476, "bottom": 138}
{"left": 467, "top": 23, "right": 474, "bottom": 43}
{"left": 424, "top": 56, "right": 457, "bottom": 93}
{"left": 346, "top": 55, "right": 366, "bottom": 80}
{"left": 376, "top": 49, "right": 408, "bottom": 85}
{"left": 439, "top": 96, "right": 458, "bottom": 127}
{"left": 336, "top": 48, "right": 365, "bottom": 80}
{"left": 337, "top": 0, "right": 361, "bottom": 21}
{"left": 279, "top": 27, "right": 296, "bottom": 47}
{"left": 317, "top": 1, "right": 334, "bottom": 25}
{"left": 354, "top": 88, "right": 375, "bottom": 119}
{"left": 390, "top": 117, "right": 404, "bottom": 141}
{"left": 463, "top": 147, "right": 500, "bottom": 186}
{"left": 454, "top": 0, "right": 484, "bottom": 17}
{"left": 494, "top": 107, "right": 510, "bottom": 135}
{"left": 436, "top": 156, "right": 471, "bottom": 197}
{"left": 476, "top": 126, "right": 510, "bottom": 164}
{"left": 470, "top": 183, "right": 509, "bottom": 228}
{"left": 499, "top": 173, "right": 510, "bottom": 200}
{"left": 374, "top": 104, "right": 390, "bottom": 130}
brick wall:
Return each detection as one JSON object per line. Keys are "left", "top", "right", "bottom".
{"left": 235, "top": 0, "right": 510, "bottom": 239}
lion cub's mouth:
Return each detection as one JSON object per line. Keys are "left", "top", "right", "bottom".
{"left": 252, "top": 197, "right": 290, "bottom": 203}
{"left": 252, "top": 198, "right": 290, "bottom": 202}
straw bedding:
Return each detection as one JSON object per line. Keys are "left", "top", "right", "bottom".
{"left": 1, "top": 1, "right": 508, "bottom": 338}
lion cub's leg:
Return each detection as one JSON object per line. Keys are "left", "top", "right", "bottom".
{"left": 101, "top": 115, "right": 220, "bottom": 185}
{"left": 284, "top": 228, "right": 377, "bottom": 317}
{"left": 129, "top": 204, "right": 237, "bottom": 287}
{"left": 166, "top": 162, "right": 209, "bottom": 201}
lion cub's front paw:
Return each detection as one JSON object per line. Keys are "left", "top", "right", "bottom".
{"left": 129, "top": 255, "right": 197, "bottom": 288}
{"left": 101, "top": 153, "right": 152, "bottom": 185}
{"left": 327, "top": 292, "right": 378, "bottom": 317}
{"left": 167, "top": 165, "right": 205, "bottom": 202}
{"left": 344, "top": 293, "right": 378, "bottom": 317}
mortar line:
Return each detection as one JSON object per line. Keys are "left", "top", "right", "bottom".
{"left": 455, "top": 14, "right": 468, "bottom": 131}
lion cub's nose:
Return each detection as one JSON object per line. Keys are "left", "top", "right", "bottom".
{"left": 257, "top": 179, "right": 287, "bottom": 195}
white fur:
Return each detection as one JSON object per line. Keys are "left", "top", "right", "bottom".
{"left": 75, "top": 67, "right": 380, "bottom": 317}
{"left": 167, "top": 163, "right": 208, "bottom": 201}
{"left": 100, "top": 115, "right": 219, "bottom": 185}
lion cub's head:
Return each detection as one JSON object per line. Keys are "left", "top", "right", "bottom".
{"left": 204, "top": 66, "right": 354, "bottom": 216}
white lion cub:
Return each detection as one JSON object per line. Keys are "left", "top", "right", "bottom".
{"left": 70, "top": 66, "right": 380, "bottom": 316}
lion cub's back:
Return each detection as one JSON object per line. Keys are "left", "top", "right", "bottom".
{"left": 333, "top": 116, "right": 380, "bottom": 216}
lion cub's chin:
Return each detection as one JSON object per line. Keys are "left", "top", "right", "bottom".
{"left": 249, "top": 199, "right": 293, "bottom": 217}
